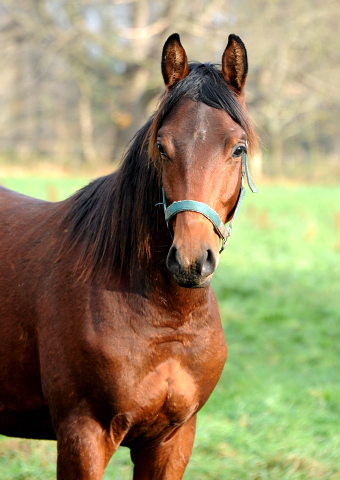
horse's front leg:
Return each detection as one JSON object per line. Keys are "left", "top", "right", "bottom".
{"left": 56, "top": 413, "right": 115, "bottom": 480}
{"left": 130, "top": 415, "right": 197, "bottom": 480}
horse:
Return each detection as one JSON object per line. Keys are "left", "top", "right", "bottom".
{"left": 0, "top": 33, "right": 257, "bottom": 479}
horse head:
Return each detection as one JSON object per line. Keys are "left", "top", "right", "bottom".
{"left": 150, "top": 34, "right": 257, "bottom": 289}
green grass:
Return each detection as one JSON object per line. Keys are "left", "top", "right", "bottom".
{"left": 0, "top": 177, "right": 340, "bottom": 479}
{"left": 0, "top": 175, "right": 91, "bottom": 202}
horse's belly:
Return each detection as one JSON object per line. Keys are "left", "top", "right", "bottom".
{"left": 0, "top": 406, "right": 56, "bottom": 440}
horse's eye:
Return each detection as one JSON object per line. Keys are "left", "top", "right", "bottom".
{"left": 156, "top": 143, "right": 167, "bottom": 158}
{"left": 232, "top": 145, "right": 247, "bottom": 158}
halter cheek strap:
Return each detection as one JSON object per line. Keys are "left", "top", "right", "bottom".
{"left": 161, "top": 152, "right": 257, "bottom": 253}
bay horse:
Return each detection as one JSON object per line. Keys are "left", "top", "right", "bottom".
{"left": 0, "top": 34, "right": 257, "bottom": 479}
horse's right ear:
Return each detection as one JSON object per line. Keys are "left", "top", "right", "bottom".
{"left": 161, "top": 33, "right": 189, "bottom": 89}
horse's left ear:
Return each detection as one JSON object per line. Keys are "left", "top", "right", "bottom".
{"left": 162, "top": 33, "right": 189, "bottom": 89}
{"left": 222, "top": 34, "right": 248, "bottom": 95}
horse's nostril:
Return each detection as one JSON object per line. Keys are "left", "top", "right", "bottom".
{"left": 200, "top": 248, "right": 216, "bottom": 277}
{"left": 167, "top": 245, "right": 217, "bottom": 279}
{"left": 166, "top": 245, "right": 180, "bottom": 275}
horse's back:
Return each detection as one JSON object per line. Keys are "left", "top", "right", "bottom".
{"left": 0, "top": 183, "right": 46, "bottom": 205}
{"left": 0, "top": 182, "right": 61, "bottom": 316}
{"left": 0, "top": 184, "right": 52, "bottom": 234}
{"left": 0, "top": 182, "right": 57, "bottom": 233}
{"left": 0, "top": 183, "right": 58, "bottom": 279}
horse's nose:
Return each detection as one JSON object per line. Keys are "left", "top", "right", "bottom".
{"left": 166, "top": 244, "right": 217, "bottom": 279}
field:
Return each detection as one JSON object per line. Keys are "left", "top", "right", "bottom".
{"left": 0, "top": 172, "right": 340, "bottom": 479}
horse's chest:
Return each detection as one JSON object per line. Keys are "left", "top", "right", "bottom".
{"left": 136, "top": 359, "right": 198, "bottom": 422}
{"left": 84, "top": 295, "right": 227, "bottom": 443}
{"left": 117, "top": 359, "right": 199, "bottom": 444}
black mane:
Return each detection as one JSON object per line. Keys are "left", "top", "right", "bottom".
{"left": 61, "top": 62, "right": 257, "bottom": 281}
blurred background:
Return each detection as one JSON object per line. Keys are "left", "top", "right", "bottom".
{"left": 0, "top": 0, "right": 339, "bottom": 180}
{"left": 0, "top": 1, "right": 340, "bottom": 480}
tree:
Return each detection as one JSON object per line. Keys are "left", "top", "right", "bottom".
{"left": 0, "top": 0, "right": 339, "bottom": 175}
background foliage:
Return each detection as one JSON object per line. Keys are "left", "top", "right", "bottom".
{"left": 0, "top": 0, "right": 339, "bottom": 178}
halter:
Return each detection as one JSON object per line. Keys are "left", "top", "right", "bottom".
{"left": 161, "top": 152, "right": 258, "bottom": 253}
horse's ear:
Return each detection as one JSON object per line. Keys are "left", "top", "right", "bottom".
{"left": 161, "top": 33, "right": 189, "bottom": 89}
{"left": 222, "top": 34, "right": 248, "bottom": 95}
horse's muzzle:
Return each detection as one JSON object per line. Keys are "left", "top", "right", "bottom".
{"left": 166, "top": 244, "right": 217, "bottom": 288}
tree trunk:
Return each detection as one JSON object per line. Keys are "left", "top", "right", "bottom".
{"left": 271, "top": 133, "right": 285, "bottom": 175}
{"left": 78, "top": 81, "right": 97, "bottom": 166}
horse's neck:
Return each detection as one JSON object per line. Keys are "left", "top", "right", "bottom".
{"left": 155, "top": 278, "right": 211, "bottom": 318}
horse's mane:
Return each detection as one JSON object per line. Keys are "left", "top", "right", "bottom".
{"left": 61, "top": 62, "right": 257, "bottom": 282}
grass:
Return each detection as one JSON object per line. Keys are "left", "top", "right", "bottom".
{"left": 0, "top": 175, "right": 340, "bottom": 479}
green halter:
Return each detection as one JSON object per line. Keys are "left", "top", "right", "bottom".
{"left": 162, "top": 152, "right": 257, "bottom": 253}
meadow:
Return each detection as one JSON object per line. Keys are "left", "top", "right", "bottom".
{"left": 0, "top": 172, "right": 339, "bottom": 480}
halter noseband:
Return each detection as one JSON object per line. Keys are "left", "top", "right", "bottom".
{"left": 161, "top": 152, "right": 258, "bottom": 253}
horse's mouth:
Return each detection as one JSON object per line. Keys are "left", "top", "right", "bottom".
{"left": 172, "top": 273, "right": 213, "bottom": 289}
